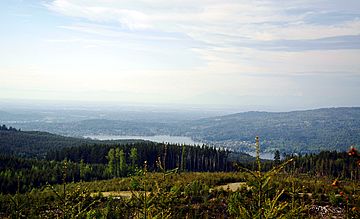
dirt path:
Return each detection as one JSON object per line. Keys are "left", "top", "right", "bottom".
{"left": 93, "top": 182, "right": 248, "bottom": 198}
{"left": 212, "top": 182, "right": 248, "bottom": 192}
{"left": 91, "top": 191, "right": 149, "bottom": 199}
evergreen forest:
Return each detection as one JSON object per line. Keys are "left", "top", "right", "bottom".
{"left": 0, "top": 125, "right": 359, "bottom": 218}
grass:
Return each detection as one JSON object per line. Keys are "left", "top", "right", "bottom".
{"left": 55, "top": 171, "right": 247, "bottom": 193}
{"left": 2, "top": 143, "right": 360, "bottom": 219}
{"left": 1, "top": 171, "right": 359, "bottom": 218}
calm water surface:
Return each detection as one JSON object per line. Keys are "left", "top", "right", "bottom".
{"left": 85, "top": 135, "right": 274, "bottom": 159}
{"left": 84, "top": 135, "right": 204, "bottom": 145}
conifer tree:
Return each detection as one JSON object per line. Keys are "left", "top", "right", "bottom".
{"left": 130, "top": 147, "right": 138, "bottom": 171}
{"left": 107, "top": 148, "right": 115, "bottom": 177}
{"left": 181, "top": 144, "right": 186, "bottom": 172}
{"left": 274, "top": 150, "right": 281, "bottom": 166}
{"left": 119, "top": 149, "right": 126, "bottom": 176}
{"left": 115, "top": 148, "right": 121, "bottom": 177}
{"left": 79, "top": 159, "right": 86, "bottom": 180}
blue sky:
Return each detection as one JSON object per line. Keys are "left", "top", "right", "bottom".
{"left": 1, "top": 0, "right": 360, "bottom": 110}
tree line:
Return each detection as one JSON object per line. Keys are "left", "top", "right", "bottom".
{"left": 284, "top": 150, "right": 360, "bottom": 180}
{"left": 1, "top": 142, "right": 230, "bottom": 194}
{"left": 2, "top": 136, "right": 359, "bottom": 194}
{"left": 46, "top": 142, "right": 231, "bottom": 173}
{"left": 0, "top": 154, "right": 108, "bottom": 193}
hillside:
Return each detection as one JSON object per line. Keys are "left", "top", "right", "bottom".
{"left": 184, "top": 107, "right": 360, "bottom": 153}
{"left": 0, "top": 129, "right": 144, "bottom": 158}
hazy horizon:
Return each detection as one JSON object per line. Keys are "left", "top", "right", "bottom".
{"left": 1, "top": 98, "right": 359, "bottom": 114}
{"left": 1, "top": 1, "right": 360, "bottom": 109}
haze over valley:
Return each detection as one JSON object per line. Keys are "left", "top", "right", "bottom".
{"left": 1, "top": 104, "right": 359, "bottom": 154}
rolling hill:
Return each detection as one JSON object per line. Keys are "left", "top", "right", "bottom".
{"left": 185, "top": 107, "right": 360, "bottom": 153}
{"left": 0, "top": 129, "right": 145, "bottom": 158}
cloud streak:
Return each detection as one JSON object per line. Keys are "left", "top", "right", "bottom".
{"left": 46, "top": 0, "right": 360, "bottom": 40}
{"left": 45, "top": 0, "right": 360, "bottom": 67}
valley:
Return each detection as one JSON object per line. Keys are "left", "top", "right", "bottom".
{"left": 2, "top": 107, "right": 360, "bottom": 154}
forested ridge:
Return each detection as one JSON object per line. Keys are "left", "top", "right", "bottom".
{"left": 0, "top": 127, "right": 145, "bottom": 158}
{"left": 187, "top": 107, "right": 360, "bottom": 152}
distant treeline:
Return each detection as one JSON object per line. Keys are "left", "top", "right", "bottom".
{"left": 0, "top": 124, "right": 20, "bottom": 131}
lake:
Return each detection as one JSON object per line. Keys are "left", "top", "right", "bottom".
{"left": 84, "top": 134, "right": 274, "bottom": 159}
{"left": 84, "top": 134, "right": 204, "bottom": 145}
{"left": 246, "top": 151, "right": 275, "bottom": 160}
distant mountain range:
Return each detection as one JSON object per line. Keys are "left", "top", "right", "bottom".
{"left": 1, "top": 107, "right": 360, "bottom": 154}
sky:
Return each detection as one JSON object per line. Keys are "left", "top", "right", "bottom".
{"left": 1, "top": 0, "right": 360, "bottom": 110}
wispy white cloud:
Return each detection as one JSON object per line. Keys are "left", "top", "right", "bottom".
{"left": 46, "top": 0, "right": 360, "bottom": 40}
{"left": 46, "top": 0, "right": 152, "bottom": 29}
{"left": 45, "top": 0, "right": 360, "bottom": 70}
{"left": 57, "top": 22, "right": 191, "bottom": 42}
